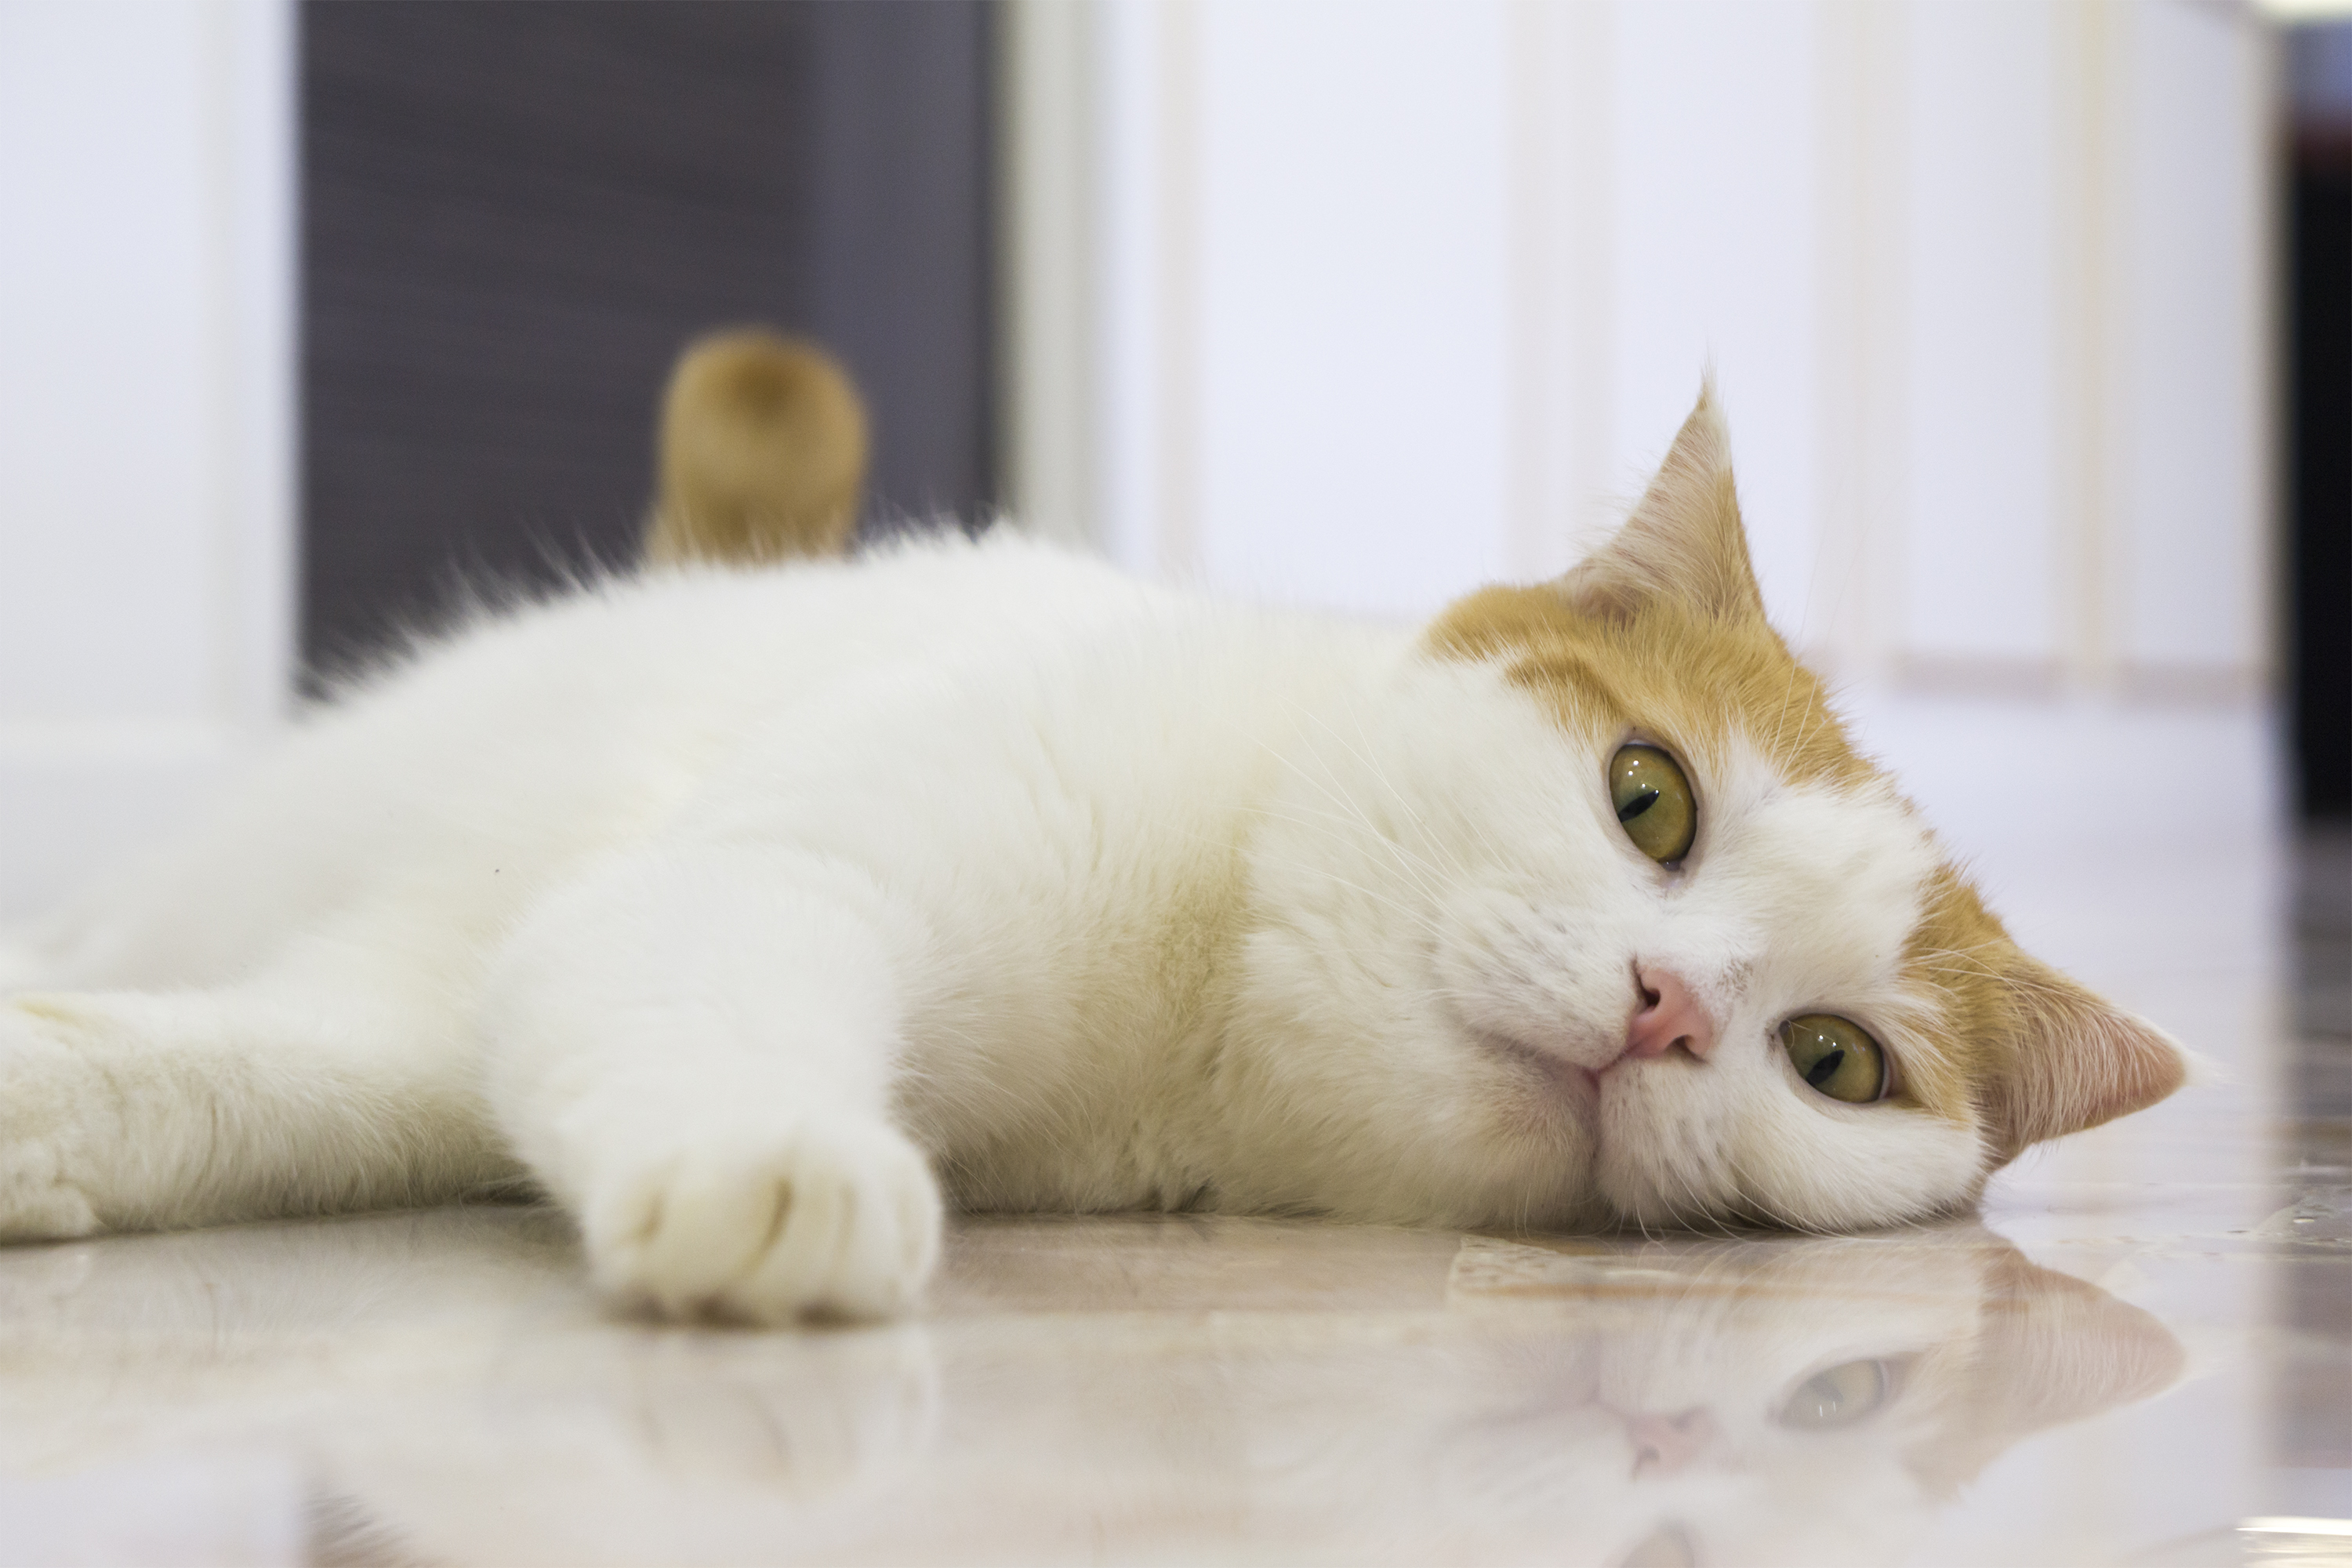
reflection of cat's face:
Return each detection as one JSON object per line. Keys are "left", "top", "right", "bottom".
{"left": 1426, "top": 1321, "right": 1957, "bottom": 1568}
{"left": 1269, "top": 1229, "right": 2187, "bottom": 1568}
{"left": 1225, "top": 392, "right": 2187, "bottom": 1235}
{"left": 1427, "top": 1238, "right": 2009, "bottom": 1566}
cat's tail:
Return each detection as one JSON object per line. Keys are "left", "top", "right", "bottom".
{"left": 643, "top": 328, "right": 869, "bottom": 567}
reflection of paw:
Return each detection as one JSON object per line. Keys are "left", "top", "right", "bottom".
{"left": 583, "top": 1118, "right": 942, "bottom": 1323}
{"left": 0, "top": 1002, "right": 100, "bottom": 1242}
{"left": 0, "top": 1238, "right": 96, "bottom": 1324}
{"left": 626, "top": 1326, "right": 942, "bottom": 1497}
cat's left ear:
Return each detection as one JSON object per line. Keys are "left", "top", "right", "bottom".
{"left": 1553, "top": 382, "right": 1768, "bottom": 625}
{"left": 1981, "top": 956, "right": 2189, "bottom": 1162}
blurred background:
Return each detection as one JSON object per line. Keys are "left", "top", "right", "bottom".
{"left": 0, "top": 0, "right": 2295, "bottom": 929}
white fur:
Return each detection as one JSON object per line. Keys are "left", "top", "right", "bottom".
{"left": 0, "top": 535, "right": 1991, "bottom": 1320}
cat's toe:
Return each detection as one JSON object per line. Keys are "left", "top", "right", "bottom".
{"left": 0, "top": 1163, "right": 99, "bottom": 1241}
{"left": 586, "top": 1120, "right": 942, "bottom": 1325}
{"left": 0, "top": 1004, "right": 101, "bottom": 1242}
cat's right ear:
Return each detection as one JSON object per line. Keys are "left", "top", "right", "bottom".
{"left": 1980, "top": 955, "right": 2190, "bottom": 1163}
{"left": 1552, "top": 383, "right": 1768, "bottom": 626}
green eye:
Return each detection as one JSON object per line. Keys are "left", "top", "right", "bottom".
{"left": 1775, "top": 1358, "right": 1893, "bottom": 1430}
{"left": 1778, "top": 1014, "right": 1889, "bottom": 1104}
{"left": 1609, "top": 743, "right": 1696, "bottom": 863}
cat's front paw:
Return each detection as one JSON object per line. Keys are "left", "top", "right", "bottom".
{"left": 582, "top": 1118, "right": 942, "bottom": 1324}
{"left": 0, "top": 1001, "right": 103, "bottom": 1241}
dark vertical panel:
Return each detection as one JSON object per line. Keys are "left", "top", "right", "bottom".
{"left": 2294, "top": 153, "right": 2352, "bottom": 818}
{"left": 301, "top": 1, "right": 995, "bottom": 671}
{"left": 808, "top": 2, "right": 996, "bottom": 533}
{"left": 2287, "top": 30, "right": 2352, "bottom": 1489}
{"left": 2292, "top": 26, "right": 2352, "bottom": 818}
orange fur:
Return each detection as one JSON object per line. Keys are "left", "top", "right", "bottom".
{"left": 644, "top": 329, "right": 869, "bottom": 566}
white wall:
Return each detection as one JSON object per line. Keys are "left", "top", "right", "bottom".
{"left": 1899, "top": 2, "right": 2071, "bottom": 674}
{"left": 1038, "top": 0, "right": 2274, "bottom": 708}
{"left": 2109, "top": 0, "right": 2272, "bottom": 685}
{"left": 1191, "top": 0, "right": 1516, "bottom": 613}
{"left": 0, "top": 0, "right": 295, "bottom": 920}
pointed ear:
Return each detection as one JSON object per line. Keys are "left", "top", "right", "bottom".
{"left": 1981, "top": 956, "right": 2189, "bottom": 1162}
{"left": 1553, "top": 383, "right": 1767, "bottom": 624}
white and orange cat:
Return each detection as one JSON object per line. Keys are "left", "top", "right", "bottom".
{"left": 0, "top": 361, "right": 2185, "bottom": 1324}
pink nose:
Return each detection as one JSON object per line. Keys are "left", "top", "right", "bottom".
{"left": 1624, "top": 966, "right": 1716, "bottom": 1062}
{"left": 1626, "top": 1407, "right": 1718, "bottom": 1478}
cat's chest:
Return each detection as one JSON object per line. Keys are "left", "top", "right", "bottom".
{"left": 893, "top": 874, "right": 1247, "bottom": 1211}
{"left": 902, "top": 1004, "right": 1229, "bottom": 1212}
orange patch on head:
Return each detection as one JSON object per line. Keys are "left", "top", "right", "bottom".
{"left": 1425, "top": 582, "right": 1870, "bottom": 797}
{"left": 1425, "top": 388, "right": 1871, "bottom": 797}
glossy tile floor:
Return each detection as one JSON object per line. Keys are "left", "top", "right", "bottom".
{"left": 1, "top": 829, "right": 2346, "bottom": 1566}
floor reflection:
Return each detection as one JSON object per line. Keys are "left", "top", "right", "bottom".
{"left": 0, "top": 1208, "right": 2222, "bottom": 1566}
{"left": 1434, "top": 1228, "right": 2183, "bottom": 1567}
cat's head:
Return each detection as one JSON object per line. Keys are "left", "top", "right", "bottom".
{"left": 1231, "top": 387, "right": 2186, "bottom": 1232}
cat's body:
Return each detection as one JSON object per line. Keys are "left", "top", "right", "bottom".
{"left": 0, "top": 393, "right": 2186, "bottom": 1322}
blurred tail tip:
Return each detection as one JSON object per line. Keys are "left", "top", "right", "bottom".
{"left": 646, "top": 328, "right": 870, "bottom": 568}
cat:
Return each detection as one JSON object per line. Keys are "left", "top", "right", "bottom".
{"left": 0, "top": 382, "right": 2188, "bottom": 1325}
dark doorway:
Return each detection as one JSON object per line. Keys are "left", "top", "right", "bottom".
{"left": 2292, "top": 26, "right": 2352, "bottom": 818}
{"left": 300, "top": 0, "right": 996, "bottom": 672}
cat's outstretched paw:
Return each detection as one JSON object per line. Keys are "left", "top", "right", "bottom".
{"left": 0, "top": 1000, "right": 103, "bottom": 1242}
{"left": 582, "top": 1118, "right": 942, "bottom": 1324}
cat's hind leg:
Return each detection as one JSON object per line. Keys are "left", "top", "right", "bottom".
{"left": 0, "top": 976, "right": 517, "bottom": 1240}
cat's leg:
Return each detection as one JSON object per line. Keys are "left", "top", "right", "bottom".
{"left": 0, "top": 970, "right": 515, "bottom": 1240}
{"left": 479, "top": 843, "right": 942, "bottom": 1324}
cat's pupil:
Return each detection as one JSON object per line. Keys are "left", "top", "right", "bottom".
{"left": 1804, "top": 1048, "right": 1846, "bottom": 1089}
{"left": 1617, "top": 789, "right": 1660, "bottom": 823}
